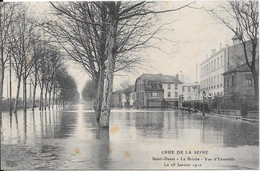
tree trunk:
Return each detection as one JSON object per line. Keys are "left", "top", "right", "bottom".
{"left": 39, "top": 86, "right": 43, "bottom": 111}
{"left": 23, "top": 76, "right": 27, "bottom": 113}
{"left": 252, "top": 70, "right": 259, "bottom": 102}
{"left": 52, "top": 86, "right": 55, "bottom": 108}
{"left": 44, "top": 86, "right": 48, "bottom": 110}
{"left": 0, "top": 64, "right": 4, "bottom": 126}
{"left": 14, "top": 76, "right": 21, "bottom": 113}
{"left": 99, "top": 4, "right": 117, "bottom": 127}
{"left": 95, "top": 68, "right": 105, "bottom": 122}
{"left": 48, "top": 90, "right": 51, "bottom": 110}
{"left": 32, "top": 83, "right": 37, "bottom": 111}
{"left": 9, "top": 57, "right": 12, "bottom": 114}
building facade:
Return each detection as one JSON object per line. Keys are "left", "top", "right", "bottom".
{"left": 223, "top": 63, "right": 255, "bottom": 97}
{"left": 200, "top": 47, "right": 227, "bottom": 98}
{"left": 134, "top": 73, "right": 182, "bottom": 108}
{"left": 223, "top": 38, "right": 259, "bottom": 97}
{"left": 180, "top": 82, "right": 200, "bottom": 101}
{"left": 200, "top": 35, "right": 258, "bottom": 99}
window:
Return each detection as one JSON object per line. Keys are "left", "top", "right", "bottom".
{"left": 231, "top": 74, "right": 235, "bottom": 86}
{"left": 214, "top": 59, "right": 216, "bottom": 70}
{"left": 188, "top": 86, "right": 190, "bottom": 92}
{"left": 217, "top": 57, "right": 219, "bottom": 69}
{"left": 221, "top": 55, "right": 223, "bottom": 67}
{"left": 175, "top": 84, "right": 178, "bottom": 90}
{"left": 151, "top": 92, "right": 160, "bottom": 97}
{"left": 227, "top": 77, "right": 229, "bottom": 87}
{"left": 182, "top": 86, "right": 185, "bottom": 92}
{"left": 214, "top": 76, "right": 216, "bottom": 88}
{"left": 148, "top": 82, "right": 152, "bottom": 88}
{"left": 175, "top": 92, "right": 178, "bottom": 97}
{"left": 245, "top": 74, "right": 253, "bottom": 86}
{"left": 168, "top": 83, "right": 171, "bottom": 89}
{"left": 217, "top": 75, "right": 219, "bottom": 87}
{"left": 167, "top": 92, "right": 171, "bottom": 97}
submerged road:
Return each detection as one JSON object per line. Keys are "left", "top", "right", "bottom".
{"left": 1, "top": 104, "right": 259, "bottom": 169}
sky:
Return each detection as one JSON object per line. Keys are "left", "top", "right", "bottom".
{"left": 110, "top": 1, "right": 234, "bottom": 90}
{"left": 2, "top": 1, "right": 235, "bottom": 99}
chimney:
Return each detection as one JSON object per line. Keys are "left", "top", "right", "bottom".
{"left": 211, "top": 49, "right": 216, "bottom": 55}
{"left": 220, "top": 43, "right": 222, "bottom": 49}
{"left": 176, "top": 74, "right": 179, "bottom": 80}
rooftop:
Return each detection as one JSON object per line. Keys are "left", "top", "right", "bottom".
{"left": 137, "top": 73, "right": 183, "bottom": 84}
{"left": 200, "top": 47, "right": 226, "bottom": 66}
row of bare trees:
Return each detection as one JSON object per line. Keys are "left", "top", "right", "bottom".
{"left": 0, "top": 3, "right": 79, "bottom": 120}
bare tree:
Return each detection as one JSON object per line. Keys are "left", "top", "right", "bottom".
{"left": 99, "top": 1, "right": 193, "bottom": 127}
{"left": 9, "top": 5, "right": 35, "bottom": 113}
{"left": 47, "top": 48, "right": 63, "bottom": 110}
{"left": 0, "top": 3, "right": 17, "bottom": 115}
{"left": 50, "top": 1, "right": 193, "bottom": 127}
{"left": 29, "top": 39, "right": 47, "bottom": 111}
{"left": 209, "top": 1, "right": 259, "bottom": 100}
{"left": 49, "top": 2, "right": 146, "bottom": 118}
{"left": 49, "top": 2, "right": 109, "bottom": 117}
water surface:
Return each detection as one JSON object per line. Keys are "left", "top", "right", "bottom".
{"left": 1, "top": 104, "right": 259, "bottom": 169}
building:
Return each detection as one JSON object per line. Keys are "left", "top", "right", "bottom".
{"left": 200, "top": 46, "right": 227, "bottom": 98}
{"left": 134, "top": 73, "right": 182, "bottom": 108}
{"left": 180, "top": 82, "right": 200, "bottom": 101}
{"left": 223, "top": 38, "right": 259, "bottom": 97}
{"left": 200, "top": 34, "right": 258, "bottom": 99}
{"left": 223, "top": 63, "right": 256, "bottom": 97}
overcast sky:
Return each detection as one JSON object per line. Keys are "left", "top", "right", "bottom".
{"left": 3, "top": 1, "right": 235, "bottom": 99}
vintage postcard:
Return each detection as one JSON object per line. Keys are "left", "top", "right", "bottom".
{"left": 0, "top": 0, "right": 259, "bottom": 170}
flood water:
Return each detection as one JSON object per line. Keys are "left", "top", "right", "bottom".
{"left": 1, "top": 104, "right": 259, "bottom": 170}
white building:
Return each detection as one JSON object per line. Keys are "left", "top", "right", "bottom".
{"left": 180, "top": 82, "right": 200, "bottom": 101}
{"left": 200, "top": 47, "right": 227, "bottom": 98}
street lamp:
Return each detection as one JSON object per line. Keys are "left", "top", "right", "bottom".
{"left": 202, "top": 91, "right": 206, "bottom": 116}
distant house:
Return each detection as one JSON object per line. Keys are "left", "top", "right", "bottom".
{"left": 134, "top": 73, "right": 182, "bottom": 108}
{"left": 180, "top": 82, "right": 200, "bottom": 101}
{"left": 111, "top": 85, "right": 135, "bottom": 108}
{"left": 121, "top": 85, "right": 135, "bottom": 107}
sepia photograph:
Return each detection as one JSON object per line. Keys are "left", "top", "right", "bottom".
{"left": 0, "top": 0, "right": 259, "bottom": 170}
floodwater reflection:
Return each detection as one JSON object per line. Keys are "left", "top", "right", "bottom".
{"left": 1, "top": 104, "right": 259, "bottom": 170}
